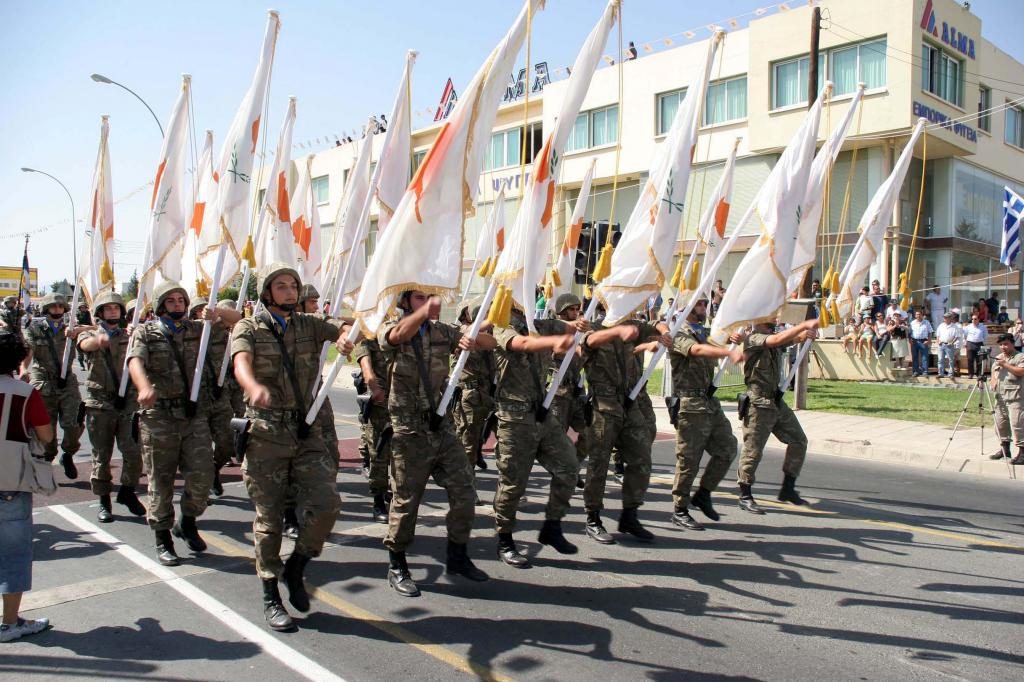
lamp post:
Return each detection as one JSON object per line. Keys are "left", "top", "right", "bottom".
{"left": 90, "top": 73, "right": 164, "bottom": 138}
{"left": 20, "top": 167, "right": 77, "bottom": 279}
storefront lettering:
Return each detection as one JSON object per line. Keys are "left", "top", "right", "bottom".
{"left": 913, "top": 101, "right": 977, "bottom": 142}
{"left": 920, "top": 0, "right": 976, "bottom": 60}
{"left": 491, "top": 171, "right": 531, "bottom": 193}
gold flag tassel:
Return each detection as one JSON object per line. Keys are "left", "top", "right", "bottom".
{"left": 830, "top": 271, "right": 840, "bottom": 294}
{"left": 668, "top": 259, "right": 684, "bottom": 289}
{"left": 543, "top": 279, "right": 554, "bottom": 302}
{"left": 687, "top": 261, "right": 700, "bottom": 291}
{"left": 550, "top": 267, "right": 561, "bottom": 288}
{"left": 476, "top": 257, "right": 492, "bottom": 278}
{"left": 487, "top": 285, "right": 513, "bottom": 328}
{"left": 898, "top": 273, "right": 911, "bottom": 311}
{"left": 830, "top": 297, "right": 840, "bottom": 325}
{"left": 196, "top": 279, "right": 211, "bottom": 299}
{"left": 99, "top": 258, "right": 114, "bottom": 286}
{"left": 592, "top": 243, "right": 614, "bottom": 282}
{"left": 240, "top": 235, "right": 257, "bottom": 269}
{"left": 822, "top": 267, "right": 835, "bottom": 294}
{"left": 819, "top": 299, "right": 831, "bottom": 327}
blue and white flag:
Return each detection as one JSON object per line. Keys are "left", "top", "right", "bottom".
{"left": 19, "top": 242, "right": 31, "bottom": 309}
{"left": 1002, "top": 186, "right": 1024, "bottom": 268}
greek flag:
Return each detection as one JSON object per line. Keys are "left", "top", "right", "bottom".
{"left": 1002, "top": 186, "right": 1024, "bottom": 267}
{"left": 19, "top": 243, "right": 31, "bottom": 309}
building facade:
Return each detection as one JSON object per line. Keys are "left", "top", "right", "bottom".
{"left": 302, "top": 0, "right": 1024, "bottom": 315}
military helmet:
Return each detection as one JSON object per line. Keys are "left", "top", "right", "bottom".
{"left": 555, "top": 293, "right": 582, "bottom": 315}
{"left": 299, "top": 284, "right": 320, "bottom": 304}
{"left": 153, "top": 280, "right": 189, "bottom": 315}
{"left": 257, "top": 262, "right": 302, "bottom": 304}
{"left": 125, "top": 299, "right": 137, "bottom": 318}
{"left": 39, "top": 292, "right": 68, "bottom": 315}
{"left": 189, "top": 296, "right": 209, "bottom": 316}
{"left": 217, "top": 299, "right": 237, "bottom": 310}
{"left": 4, "top": 295, "right": 17, "bottom": 305}
{"left": 91, "top": 290, "right": 126, "bottom": 319}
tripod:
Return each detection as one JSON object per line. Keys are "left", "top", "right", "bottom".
{"left": 937, "top": 375, "right": 1015, "bottom": 479}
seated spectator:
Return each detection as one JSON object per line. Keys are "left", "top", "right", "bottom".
{"left": 626, "top": 41, "right": 638, "bottom": 60}
{"left": 841, "top": 317, "right": 858, "bottom": 352}
{"left": 855, "top": 318, "right": 875, "bottom": 356}
{"left": 997, "top": 306, "right": 1010, "bottom": 324}
{"left": 873, "top": 312, "right": 890, "bottom": 356}
{"left": 884, "top": 300, "right": 907, "bottom": 322}
{"left": 856, "top": 286, "right": 873, "bottom": 322}
{"left": 378, "top": 114, "right": 388, "bottom": 133}
{"left": 975, "top": 300, "right": 989, "bottom": 323}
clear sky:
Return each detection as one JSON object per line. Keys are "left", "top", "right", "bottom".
{"left": 2, "top": 0, "right": 1021, "bottom": 290}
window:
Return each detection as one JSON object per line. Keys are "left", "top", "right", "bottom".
{"left": 704, "top": 76, "right": 747, "bottom": 125}
{"left": 411, "top": 149, "right": 426, "bottom": 175}
{"left": 772, "top": 55, "right": 824, "bottom": 109}
{"left": 922, "top": 42, "right": 963, "bottom": 107}
{"left": 565, "top": 105, "right": 619, "bottom": 152}
{"left": 312, "top": 175, "right": 329, "bottom": 205}
{"left": 484, "top": 123, "right": 542, "bottom": 170}
{"left": 1007, "top": 105, "right": 1024, "bottom": 148}
{"left": 978, "top": 86, "right": 992, "bottom": 133}
{"left": 656, "top": 88, "right": 687, "bottom": 136}
{"left": 829, "top": 38, "right": 887, "bottom": 96}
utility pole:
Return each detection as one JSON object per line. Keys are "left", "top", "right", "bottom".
{"left": 794, "top": 4, "right": 822, "bottom": 411}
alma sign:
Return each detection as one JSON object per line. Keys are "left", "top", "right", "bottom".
{"left": 920, "top": 0, "right": 976, "bottom": 60}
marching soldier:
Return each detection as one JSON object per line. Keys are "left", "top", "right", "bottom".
{"left": 217, "top": 300, "right": 247, "bottom": 419}
{"left": 734, "top": 318, "right": 818, "bottom": 512}
{"left": 491, "top": 305, "right": 580, "bottom": 568}
{"left": 668, "top": 294, "right": 744, "bottom": 530}
{"left": 1, "top": 295, "right": 22, "bottom": 335}
{"left": 578, "top": 309, "right": 670, "bottom": 543}
{"left": 232, "top": 263, "right": 353, "bottom": 631}
{"left": 549, "top": 294, "right": 590, "bottom": 488}
{"left": 76, "top": 291, "right": 146, "bottom": 522}
{"left": 353, "top": 335, "right": 392, "bottom": 523}
{"left": 21, "top": 293, "right": 86, "bottom": 479}
{"left": 453, "top": 304, "right": 496, "bottom": 476}
{"left": 378, "top": 291, "right": 492, "bottom": 596}
{"left": 990, "top": 333, "right": 1024, "bottom": 465}
{"left": 127, "top": 282, "right": 217, "bottom": 566}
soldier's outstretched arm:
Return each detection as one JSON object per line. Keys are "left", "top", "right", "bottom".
{"left": 507, "top": 333, "right": 574, "bottom": 354}
{"left": 460, "top": 331, "right": 497, "bottom": 352}
{"left": 585, "top": 324, "right": 639, "bottom": 349}
{"left": 386, "top": 297, "right": 438, "bottom": 346}
{"left": 688, "top": 341, "right": 744, "bottom": 364}
{"left": 233, "top": 351, "right": 271, "bottom": 407}
{"left": 765, "top": 318, "right": 819, "bottom": 348}
{"left": 128, "top": 358, "right": 157, "bottom": 408}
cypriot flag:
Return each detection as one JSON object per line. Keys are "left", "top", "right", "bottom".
{"left": 709, "top": 87, "right": 826, "bottom": 343}
{"left": 374, "top": 50, "right": 416, "bottom": 232}
{"left": 353, "top": 0, "right": 542, "bottom": 334}
{"left": 785, "top": 83, "right": 864, "bottom": 296}
{"left": 492, "top": 0, "right": 618, "bottom": 333}
{"left": 183, "top": 130, "right": 215, "bottom": 295}
{"left": 551, "top": 158, "right": 596, "bottom": 303}
{"left": 290, "top": 154, "right": 322, "bottom": 288}
{"left": 255, "top": 96, "right": 298, "bottom": 266}
{"left": 197, "top": 10, "right": 280, "bottom": 285}
{"left": 697, "top": 137, "right": 739, "bottom": 296}
{"left": 594, "top": 30, "right": 721, "bottom": 325}
{"left": 330, "top": 118, "right": 374, "bottom": 307}
{"left": 836, "top": 118, "right": 927, "bottom": 320}
{"left": 80, "top": 114, "right": 115, "bottom": 304}
{"left": 473, "top": 187, "right": 507, "bottom": 279}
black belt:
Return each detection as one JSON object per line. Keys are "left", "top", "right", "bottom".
{"left": 247, "top": 407, "right": 303, "bottom": 422}
{"left": 155, "top": 397, "right": 187, "bottom": 409}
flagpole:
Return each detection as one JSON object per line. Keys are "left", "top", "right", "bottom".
{"left": 536, "top": 295, "right": 599, "bottom": 420}
{"left": 434, "top": 277, "right": 500, "bottom": 422}
{"left": 18, "top": 235, "right": 29, "bottom": 310}
{"left": 306, "top": 320, "right": 363, "bottom": 424}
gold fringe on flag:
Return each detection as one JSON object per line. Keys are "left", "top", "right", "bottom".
{"left": 196, "top": 279, "right": 211, "bottom": 299}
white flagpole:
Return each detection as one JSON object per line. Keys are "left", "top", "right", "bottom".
{"left": 537, "top": 296, "right": 600, "bottom": 418}
{"left": 434, "top": 278, "right": 500, "bottom": 420}
{"left": 60, "top": 228, "right": 94, "bottom": 379}
{"left": 189, "top": 243, "right": 226, "bottom": 403}
{"left": 306, "top": 321, "right": 363, "bottom": 424}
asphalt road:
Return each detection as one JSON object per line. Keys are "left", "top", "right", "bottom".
{"left": 4, "top": 378, "right": 1022, "bottom": 681}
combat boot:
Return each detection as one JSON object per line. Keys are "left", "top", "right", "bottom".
{"left": 585, "top": 510, "right": 615, "bottom": 545}
{"left": 97, "top": 494, "right": 113, "bottom": 523}
{"left": 282, "top": 507, "right": 300, "bottom": 540}
{"left": 60, "top": 452, "right": 78, "bottom": 479}
{"left": 1012, "top": 447, "right": 1024, "bottom": 465}
{"left": 496, "top": 533, "right": 531, "bottom": 568}
{"left": 211, "top": 466, "right": 224, "bottom": 496}
{"left": 445, "top": 541, "right": 489, "bottom": 582}
{"left": 671, "top": 509, "right": 705, "bottom": 531}
{"left": 612, "top": 459, "right": 625, "bottom": 483}
{"left": 538, "top": 519, "right": 578, "bottom": 554}
{"left": 116, "top": 485, "right": 147, "bottom": 517}
{"left": 372, "top": 494, "right": 388, "bottom": 524}
{"left": 282, "top": 552, "right": 312, "bottom": 613}
{"left": 387, "top": 550, "right": 420, "bottom": 597}
{"left": 475, "top": 452, "right": 488, "bottom": 471}
{"left": 262, "top": 579, "right": 294, "bottom": 632}
{"left": 172, "top": 515, "right": 207, "bottom": 553}
{"left": 690, "top": 487, "right": 721, "bottom": 521}
{"left": 618, "top": 507, "right": 654, "bottom": 541}
{"left": 777, "top": 474, "right": 807, "bottom": 505}
{"left": 990, "top": 441, "right": 1011, "bottom": 460}
{"left": 737, "top": 483, "right": 765, "bottom": 515}
{"left": 155, "top": 530, "right": 180, "bottom": 566}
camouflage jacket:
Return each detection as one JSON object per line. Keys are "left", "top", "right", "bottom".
{"left": 994, "top": 350, "right": 1024, "bottom": 400}
{"left": 582, "top": 319, "right": 660, "bottom": 401}
{"left": 353, "top": 337, "right": 392, "bottom": 400}
{"left": 127, "top": 318, "right": 207, "bottom": 406}
{"left": 378, "top": 319, "right": 461, "bottom": 425}
{"left": 668, "top": 322, "right": 720, "bottom": 414}
{"left": 77, "top": 323, "right": 137, "bottom": 409}
{"left": 25, "top": 317, "right": 77, "bottom": 390}
{"left": 742, "top": 332, "right": 784, "bottom": 406}
{"left": 458, "top": 323, "right": 496, "bottom": 391}
{"left": 493, "top": 318, "right": 565, "bottom": 416}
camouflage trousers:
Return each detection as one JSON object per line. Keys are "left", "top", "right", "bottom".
{"left": 86, "top": 406, "right": 142, "bottom": 496}
{"left": 493, "top": 412, "right": 577, "bottom": 534}
{"left": 584, "top": 401, "right": 653, "bottom": 512}
{"left": 673, "top": 408, "right": 736, "bottom": 510}
{"left": 35, "top": 382, "right": 82, "bottom": 459}
{"left": 205, "top": 391, "right": 236, "bottom": 469}
{"left": 243, "top": 417, "right": 341, "bottom": 579}
{"left": 738, "top": 401, "right": 807, "bottom": 486}
{"left": 317, "top": 396, "right": 340, "bottom": 464}
{"left": 993, "top": 394, "right": 1024, "bottom": 447}
{"left": 549, "top": 392, "right": 590, "bottom": 465}
{"left": 453, "top": 384, "right": 494, "bottom": 470}
{"left": 360, "top": 403, "right": 391, "bottom": 495}
{"left": 384, "top": 418, "right": 475, "bottom": 552}
{"left": 139, "top": 410, "right": 214, "bottom": 531}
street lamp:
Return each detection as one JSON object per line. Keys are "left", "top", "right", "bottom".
{"left": 21, "top": 167, "right": 78, "bottom": 279}
{"left": 90, "top": 73, "right": 164, "bottom": 138}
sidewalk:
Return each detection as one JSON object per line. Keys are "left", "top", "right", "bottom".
{"left": 648, "top": 401, "right": 1022, "bottom": 483}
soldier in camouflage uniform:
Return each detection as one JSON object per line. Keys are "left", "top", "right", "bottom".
{"left": 354, "top": 335, "right": 392, "bottom": 523}
{"left": 232, "top": 264, "right": 353, "bottom": 631}
{"left": 491, "top": 306, "right": 580, "bottom": 568}
{"left": 668, "top": 295, "right": 744, "bottom": 531}
{"left": 1, "top": 295, "right": 22, "bottom": 335}
{"left": 991, "top": 333, "right": 1024, "bottom": 465}
{"left": 189, "top": 297, "right": 241, "bottom": 497}
{"left": 217, "top": 300, "right": 247, "bottom": 419}
{"left": 549, "top": 294, "right": 590, "bottom": 489}
{"left": 378, "top": 291, "right": 492, "bottom": 597}
{"left": 21, "top": 293, "right": 87, "bottom": 479}
{"left": 127, "top": 282, "right": 217, "bottom": 566}
{"left": 578, "top": 311, "right": 670, "bottom": 543}
{"left": 734, "top": 318, "right": 818, "bottom": 512}
{"left": 76, "top": 291, "right": 146, "bottom": 522}
{"left": 453, "top": 305, "right": 496, "bottom": 478}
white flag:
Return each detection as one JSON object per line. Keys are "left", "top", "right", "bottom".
{"left": 375, "top": 50, "right": 416, "bottom": 232}
{"left": 786, "top": 84, "right": 864, "bottom": 296}
{"left": 595, "top": 31, "right": 721, "bottom": 325}
{"left": 332, "top": 118, "right": 375, "bottom": 306}
{"left": 290, "top": 154, "right": 322, "bottom": 288}
{"left": 697, "top": 138, "right": 739, "bottom": 294}
{"left": 184, "top": 130, "right": 215, "bottom": 294}
{"left": 709, "top": 88, "right": 826, "bottom": 343}
{"left": 197, "top": 10, "right": 280, "bottom": 285}
{"left": 255, "top": 96, "right": 298, "bottom": 266}
{"left": 353, "top": 0, "right": 541, "bottom": 334}
{"left": 80, "top": 115, "right": 116, "bottom": 304}
{"left": 836, "top": 118, "right": 927, "bottom": 319}
{"left": 493, "top": 0, "right": 618, "bottom": 332}
{"left": 551, "top": 158, "right": 596, "bottom": 302}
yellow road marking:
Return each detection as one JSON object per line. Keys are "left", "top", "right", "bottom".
{"left": 200, "top": 533, "right": 511, "bottom": 681}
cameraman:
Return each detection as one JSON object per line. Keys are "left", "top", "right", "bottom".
{"left": 990, "top": 333, "right": 1024, "bottom": 464}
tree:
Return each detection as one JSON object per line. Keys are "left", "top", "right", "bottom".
{"left": 125, "top": 270, "right": 140, "bottom": 299}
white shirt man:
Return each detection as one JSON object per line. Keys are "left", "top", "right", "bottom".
{"left": 885, "top": 302, "right": 908, "bottom": 322}
{"left": 935, "top": 314, "right": 963, "bottom": 378}
{"left": 909, "top": 315, "right": 934, "bottom": 340}
{"left": 926, "top": 287, "right": 947, "bottom": 329}
{"left": 964, "top": 320, "right": 987, "bottom": 344}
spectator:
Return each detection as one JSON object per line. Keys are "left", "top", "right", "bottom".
{"left": 986, "top": 291, "right": 999, "bottom": 318}
{"left": 963, "top": 312, "right": 987, "bottom": 378}
{"left": 1, "top": 330, "right": 54, "bottom": 643}
{"left": 709, "top": 289, "right": 724, "bottom": 320}
{"left": 997, "top": 306, "right": 1010, "bottom": 324}
{"left": 909, "top": 308, "right": 933, "bottom": 377}
{"left": 1013, "top": 317, "right": 1024, "bottom": 352}
{"left": 714, "top": 279, "right": 725, "bottom": 299}
{"left": 841, "top": 317, "right": 858, "bottom": 352}
{"left": 334, "top": 140, "right": 342, "bottom": 147}
{"left": 925, "top": 285, "right": 947, "bottom": 330}
{"left": 935, "top": 312, "right": 962, "bottom": 378}
{"left": 76, "top": 302, "right": 92, "bottom": 326}
{"left": 626, "top": 41, "right": 638, "bottom": 60}
{"left": 810, "top": 279, "right": 822, "bottom": 300}
{"left": 855, "top": 317, "right": 875, "bottom": 357}
{"left": 873, "top": 312, "right": 890, "bottom": 356}
{"left": 856, "top": 286, "right": 873, "bottom": 322}
{"left": 884, "top": 300, "right": 907, "bottom": 322}
{"left": 870, "top": 280, "right": 889, "bottom": 318}
{"left": 888, "top": 313, "right": 909, "bottom": 369}
{"left": 379, "top": 114, "right": 388, "bottom": 133}
{"left": 975, "top": 300, "right": 989, "bottom": 323}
